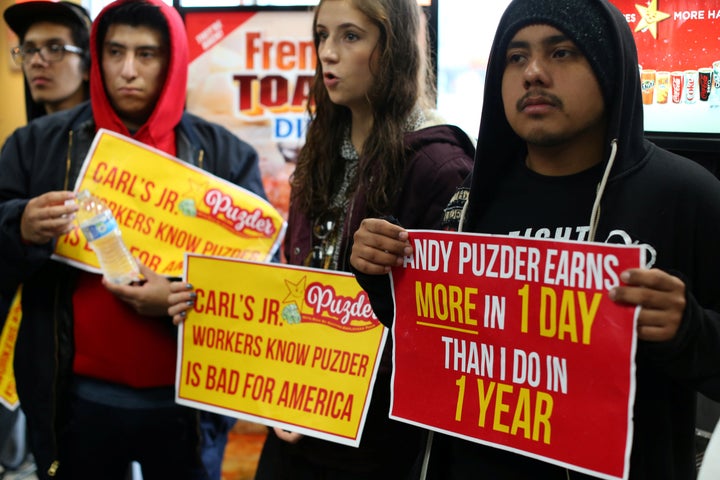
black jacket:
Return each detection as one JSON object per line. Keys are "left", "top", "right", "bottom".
{"left": 357, "top": 0, "right": 720, "bottom": 478}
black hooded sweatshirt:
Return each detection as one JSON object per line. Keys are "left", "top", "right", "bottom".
{"left": 356, "top": 0, "right": 720, "bottom": 478}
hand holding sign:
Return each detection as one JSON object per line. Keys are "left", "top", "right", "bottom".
{"left": 351, "top": 218, "right": 412, "bottom": 274}
{"left": 104, "top": 263, "right": 172, "bottom": 317}
{"left": 168, "top": 281, "right": 197, "bottom": 325}
{"left": 609, "top": 268, "right": 686, "bottom": 342}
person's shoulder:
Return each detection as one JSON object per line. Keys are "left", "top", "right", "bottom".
{"left": 180, "top": 112, "right": 235, "bottom": 136}
{"left": 647, "top": 141, "right": 720, "bottom": 183}
{"left": 179, "top": 112, "right": 254, "bottom": 151}
{"left": 405, "top": 122, "right": 475, "bottom": 171}
{"left": 35, "top": 102, "right": 92, "bottom": 126}
{"left": 405, "top": 111, "right": 476, "bottom": 153}
{"left": 637, "top": 141, "right": 720, "bottom": 204}
{"left": 9, "top": 102, "right": 91, "bottom": 143}
{"left": 177, "top": 113, "right": 260, "bottom": 177}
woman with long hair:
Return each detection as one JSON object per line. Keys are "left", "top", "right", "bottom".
{"left": 170, "top": 0, "right": 473, "bottom": 477}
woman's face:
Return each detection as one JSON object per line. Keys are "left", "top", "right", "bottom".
{"left": 315, "top": 0, "right": 381, "bottom": 116}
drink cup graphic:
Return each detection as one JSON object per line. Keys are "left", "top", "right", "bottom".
{"left": 698, "top": 68, "right": 712, "bottom": 101}
{"left": 655, "top": 71, "right": 670, "bottom": 104}
{"left": 712, "top": 61, "right": 720, "bottom": 103}
{"left": 684, "top": 70, "right": 698, "bottom": 104}
{"left": 670, "top": 71, "right": 684, "bottom": 104}
{"left": 640, "top": 69, "right": 656, "bottom": 105}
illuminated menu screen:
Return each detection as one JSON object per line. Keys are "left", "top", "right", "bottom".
{"left": 611, "top": 0, "right": 720, "bottom": 134}
{"left": 436, "top": 0, "right": 720, "bottom": 137}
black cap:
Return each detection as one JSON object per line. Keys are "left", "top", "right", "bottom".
{"left": 4, "top": 1, "right": 91, "bottom": 41}
{"left": 496, "top": 0, "right": 617, "bottom": 104}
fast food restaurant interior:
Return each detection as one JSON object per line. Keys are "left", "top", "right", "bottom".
{"left": 0, "top": 0, "right": 719, "bottom": 479}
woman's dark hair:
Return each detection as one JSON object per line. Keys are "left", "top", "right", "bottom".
{"left": 291, "top": 0, "right": 435, "bottom": 217}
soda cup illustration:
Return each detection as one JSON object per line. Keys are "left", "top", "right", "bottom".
{"left": 698, "top": 68, "right": 712, "bottom": 102}
{"left": 670, "top": 71, "right": 683, "bottom": 104}
{"left": 711, "top": 61, "right": 720, "bottom": 104}
{"left": 655, "top": 71, "right": 670, "bottom": 104}
{"left": 684, "top": 70, "right": 697, "bottom": 104}
{"left": 640, "top": 69, "right": 656, "bottom": 105}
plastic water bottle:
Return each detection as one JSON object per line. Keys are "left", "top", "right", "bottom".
{"left": 76, "top": 189, "right": 141, "bottom": 284}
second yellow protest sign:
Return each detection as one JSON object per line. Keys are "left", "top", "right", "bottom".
{"left": 175, "top": 255, "right": 386, "bottom": 446}
{"left": 53, "top": 129, "right": 285, "bottom": 276}
{"left": 0, "top": 287, "right": 21, "bottom": 410}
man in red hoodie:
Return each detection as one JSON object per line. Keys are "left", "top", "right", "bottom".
{"left": 0, "top": 1, "right": 267, "bottom": 479}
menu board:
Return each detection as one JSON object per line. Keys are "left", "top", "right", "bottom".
{"left": 436, "top": 0, "right": 720, "bottom": 138}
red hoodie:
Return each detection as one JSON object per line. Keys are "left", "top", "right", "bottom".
{"left": 73, "top": 0, "right": 188, "bottom": 388}
{"left": 89, "top": 0, "right": 187, "bottom": 155}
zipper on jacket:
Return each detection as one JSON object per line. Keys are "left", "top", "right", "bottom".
{"left": 64, "top": 131, "right": 74, "bottom": 190}
{"left": 48, "top": 283, "right": 64, "bottom": 478}
{"left": 48, "top": 131, "right": 76, "bottom": 478}
{"left": 48, "top": 460, "right": 60, "bottom": 477}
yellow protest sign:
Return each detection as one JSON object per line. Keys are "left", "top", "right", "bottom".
{"left": 175, "top": 255, "right": 386, "bottom": 446}
{"left": 0, "top": 287, "right": 22, "bottom": 410}
{"left": 53, "top": 129, "right": 285, "bottom": 277}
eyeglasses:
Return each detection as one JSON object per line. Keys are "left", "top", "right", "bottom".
{"left": 11, "top": 43, "right": 84, "bottom": 66}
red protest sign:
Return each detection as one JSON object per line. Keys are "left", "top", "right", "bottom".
{"left": 389, "top": 230, "right": 643, "bottom": 480}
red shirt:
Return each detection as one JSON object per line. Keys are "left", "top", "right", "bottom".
{"left": 72, "top": 272, "right": 177, "bottom": 387}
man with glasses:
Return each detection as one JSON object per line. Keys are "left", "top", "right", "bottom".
{"left": 1, "top": 1, "right": 90, "bottom": 475}
{"left": 4, "top": 0, "right": 91, "bottom": 121}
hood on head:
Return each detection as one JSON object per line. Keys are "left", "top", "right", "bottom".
{"left": 89, "top": 0, "right": 188, "bottom": 155}
{"left": 462, "top": 0, "right": 646, "bottom": 233}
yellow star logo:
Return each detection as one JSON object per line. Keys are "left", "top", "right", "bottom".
{"left": 635, "top": 0, "right": 671, "bottom": 39}
{"left": 283, "top": 276, "right": 307, "bottom": 305}
{"left": 182, "top": 178, "right": 210, "bottom": 204}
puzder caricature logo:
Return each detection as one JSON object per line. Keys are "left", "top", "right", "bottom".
{"left": 177, "top": 180, "right": 277, "bottom": 238}
{"left": 280, "top": 276, "right": 379, "bottom": 332}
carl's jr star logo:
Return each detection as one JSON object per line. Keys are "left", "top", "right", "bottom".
{"left": 635, "top": 0, "right": 671, "bottom": 39}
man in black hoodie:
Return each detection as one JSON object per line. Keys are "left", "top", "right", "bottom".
{"left": 351, "top": 0, "right": 720, "bottom": 478}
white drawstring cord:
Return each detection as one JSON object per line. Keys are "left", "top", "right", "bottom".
{"left": 420, "top": 431, "right": 434, "bottom": 480}
{"left": 588, "top": 139, "right": 618, "bottom": 242}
